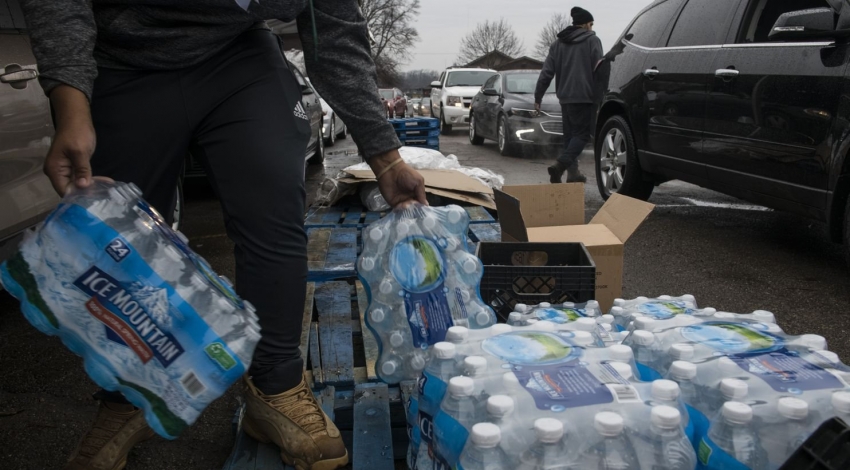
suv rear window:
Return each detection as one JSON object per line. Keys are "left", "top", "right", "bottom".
{"left": 446, "top": 71, "right": 495, "bottom": 87}
{"left": 667, "top": 0, "right": 739, "bottom": 47}
{"left": 627, "top": 0, "right": 684, "bottom": 48}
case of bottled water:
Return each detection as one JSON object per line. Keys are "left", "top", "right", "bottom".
{"left": 0, "top": 181, "right": 261, "bottom": 439}
{"left": 358, "top": 203, "right": 496, "bottom": 384}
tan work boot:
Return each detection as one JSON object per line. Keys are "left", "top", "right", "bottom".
{"left": 243, "top": 375, "right": 349, "bottom": 470}
{"left": 65, "top": 400, "right": 156, "bottom": 470}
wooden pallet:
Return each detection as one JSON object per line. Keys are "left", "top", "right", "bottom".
{"left": 306, "top": 228, "right": 361, "bottom": 282}
{"left": 304, "top": 205, "right": 495, "bottom": 229}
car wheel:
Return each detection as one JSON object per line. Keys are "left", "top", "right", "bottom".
{"left": 497, "top": 115, "right": 514, "bottom": 156}
{"left": 595, "top": 115, "right": 653, "bottom": 201}
{"left": 469, "top": 114, "right": 484, "bottom": 145}
{"left": 440, "top": 106, "right": 452, "bottom": 135}
{"left": 308, "top": 127, "right": 325, "bottom": 165}
{"left": 326, "top": 119, "right": 336, "bottom": 147}
{"left": 171, "top": 179, "right": 184, "bottom": 232}
{"left": 337, "top": 122, "right": 347, "bottom": 139}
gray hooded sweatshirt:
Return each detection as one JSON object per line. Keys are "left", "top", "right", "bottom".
{"left": 19, "top": 0, "right": 400, "bottom": 159}
{"left": 535, "top": 26, "right": 604, "bottom": 105}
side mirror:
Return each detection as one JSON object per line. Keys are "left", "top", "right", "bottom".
{"left": 768, "top": 8, "right": 835, "bottom": 41}
{"left": 482, "top": 88, "right": 499, "bottom": 96}
{"left": 430, "top": 80, "right": 443, "bottom": 89}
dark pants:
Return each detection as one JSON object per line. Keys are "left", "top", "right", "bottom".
{"left": 557, "top": 103, "right": 594, "bottom": 168}
{"left": 90, "top": 29, "right": 311, "bottom": 395}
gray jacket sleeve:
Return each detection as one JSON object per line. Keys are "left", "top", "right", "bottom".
{"left": 590, "top": 37, "right": 604, "bottom": 72}
{"left": 297, "top": 1, "right": 401, "bottom": 159}
{"left": 534, "top": 43, "right": 557, "bottom": 104}
{"left": 20, "top": 0, "right": 98, "bottom": 101}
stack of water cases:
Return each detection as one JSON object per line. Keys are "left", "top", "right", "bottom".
{"left": 358, "top": 203, "right": 497, "bottom": 385}
{"left": 407, "top": 295, "right": 850, "bottom": 470}
{"left": 0, "top": 181, "right": 261, "bottom": 439}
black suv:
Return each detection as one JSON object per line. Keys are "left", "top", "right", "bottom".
{"left": 596, "top": 0, "right": 850, "bottom": 250}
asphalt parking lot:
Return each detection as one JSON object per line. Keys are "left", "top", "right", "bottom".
{"left": 1, "top": 127, "right": 849, "bottom": 469}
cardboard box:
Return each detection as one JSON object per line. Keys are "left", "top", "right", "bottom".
{"left": 494, "top": 184, "right": 655, "bottom": 311}
{"left": 338, "top": 168, "right": 496, "bottom": 209}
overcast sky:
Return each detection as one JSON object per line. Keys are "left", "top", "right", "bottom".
{"left": 403, "top": 0, "right": 654, "bottom": 71}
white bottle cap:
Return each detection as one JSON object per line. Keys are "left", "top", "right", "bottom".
{"left": 462, "top": 258, "right": 479, "bottom": 274}
{"left": 470, "top": 422, "right": 501, "bottom": 448}
{"left": 460, "top": 290, "right": 471, "bottom": 302}
{"left": 669, "top": 361, "right": 697, "bottom": 380}
{"left": 575, "top": 317, "right": 597, "bottom": 331}
{"left": 651, "top": 379, "right": 681, "bottom": 401}
{"left": 610, "top": 306, "right": 625, "bottom": 317}
{"left": 539, "top": 302, "right": 551, "bottom": 308}
{"left": 722, "top": 401, "right": 753, "bottom": 425}
{"left": 445, "top": 326, "right": 469, "bottom": 343}
{"left": 598, "top": 314, "right": 615, "bottom": 325}
{"left": 613, "top": 298, "right": 626, "bottom": 307}
{"left": 610, "top": 361, "right": 633, "bottom": 380}
{"left": 503, "top": 371, "right": 521, "bottom": 388}
{"left": 658, "top": 295, "right": 673, "bottom": 300}
{"left": 800, "top": 334, "right": 827, "bottom": 350}
{"left": 632, "top": 330, "right": 655, "bottom": 346}
{"left": 700, "top": 307, "right": 717, "bottom": 316}
{"left": 535, "top": 320, "right": 557, "bottom": 332}
{"left": 368, "top": 227, "right": 383, "bottom": 241}
{"left": 713, "top": 312, "right": 736, "bottom": 319}
{"left": 752, "top": 310, "right": 776, "bottom": 323}
{"left": 669, "top": 343, "right": 694, "bottom": 361}
{"left": 633, "top": 317, "right": 657, "bottom": 331}
{"left": 475, "top": 310, "right": 492, "bottom": 327}
{"left": 508, "top": 312, "right": 523, "bottom": 324}
{"left": 487, "top": 395, "right": 515, "bottom": 417}
{"left": 359, "top": 257, "right": 376, "bottom": 271}
{"left": 601, "top": 323, "right": 613, "bottom": 332}
{"left": 608, "top": 344, "right": 634, "bottom": 362}
{"left": 422, "top": 215, "right": 437, "bottom": 230}
{"left": 594, "top": 412, "right": 625, "bottom": 437}
{"left": 381, "top": 360, "right": 398, "bottom": 375}
{"left": 447, "top": 207, "right": 463, "bottom": 224}
{"left": 514, "top": 303, "right": 529, "bottom": 313}
{"left": 410, "top": 355, "right": 426, "bottom": 371}
{"left": 396, "top": 221, "right": 410, "bottom": 236}
{"left": 651, "top": 405, "right": 681, "bottom": 429}
{"left": 681, "top": 294, "right": 696, "bottom": 304}
{"left": 533, "top": 418, "right": 564, "bottom": 443}
{"left": 585, "top": 300, "right": 600, "bottom": 315}
{"left": 778, "top": 397, "right": 809, "bottom": 420}
{"left": 369, "top": 308, "right": 385, "bottom": 323}
{"left": 526, "top": 319, "right": 539, "bottom": 325}
{"left": 814, "top": 350, "right": 840, "bottom": 364}
{"left": 572, "top": 330, "right": 595, "bottom": 346}
{"left": 448, "top": 376, "right": 475, "bottom": 397}
{"left": 636, "top": 296, "right": 649, "bottom": 302}
{"left": 464, "top": 356, "right": 488, "bottom": 376}
{"left": 832, "top": 391, "right": 850, "bottom": 414}
{"left": 563, "top": 302, "right": 576, "bottom": 308}
{"left": 717, "top": 357, "right": 741, "bottom": 375}
{"left": 433, "top": 342, "right": 456, "bottom": 359}
{"left": 389, "top": 332, "right": 404, "bottom": 347}
{"left": 490, "top": 324, "right": 513, "bottom": 335}
{"left": 379, "top": 280, "right": 393, "bottom": 295}
{"left": 720, "top": 378, "right": 748, "bottom": 401}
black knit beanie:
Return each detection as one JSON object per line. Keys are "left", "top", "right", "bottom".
{"left": 571, "top": 7, "right": 594, "bottom": 25}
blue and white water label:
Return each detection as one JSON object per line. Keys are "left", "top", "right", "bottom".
{"left": 638, "top": 300, "right": 694, "bottom": 320}
{"left": 418, "top": 370, "right": 448, "bottom": 445}
{"left": 728, "top": 349, "right": 842, "bottom": 393}
{"left": 433, "top": 411, "right": 470, "bottom": 470}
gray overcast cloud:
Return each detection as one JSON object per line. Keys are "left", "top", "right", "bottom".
{"left": 403, "top": 0, "right": 653, "bottom": 71}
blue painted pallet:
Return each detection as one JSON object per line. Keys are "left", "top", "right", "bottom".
{"left": 468, "top": 222, "right": 502, "bottom": 243}
{"left": 388, "top": 117, "right": 439, "bottom": 130}
{"left": 402, "top": 136, "right": 439, "bottom": 148}
{"left": 396, "top": 128, "right": 441, "bottom": 140}
{"left": 314, "top": 282, "right": 356, "bottom": 387}
{"left": 306, "top": 227, "right": 360, "bottom": 282}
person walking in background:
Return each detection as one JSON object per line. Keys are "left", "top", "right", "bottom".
{"left": 535, "top": 6, "right": 603, "bottom": 184}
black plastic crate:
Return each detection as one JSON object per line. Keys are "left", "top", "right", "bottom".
{"left": 476, "top": 242, "right": 595, "bottom": 321}
{"left": 781, "top": 417, "right": 850, "bottom": 470}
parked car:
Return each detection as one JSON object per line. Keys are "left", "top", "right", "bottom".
{"left": 419, "top": 97, "right": 432, "bottom": 116}
{"left": 379, "top": 87, "right": 405, "bottom": 118}
{"left": 319, "top": 97, "right": 347, "bottom": 147}
{"left": 597, "top": 0, "right": 850, "bottom": 254}
{"left": 430, "top": 67, "right": 496, "bottom": 134}
{"left": 469, "top": 70, "right": 562, "bottom": 156}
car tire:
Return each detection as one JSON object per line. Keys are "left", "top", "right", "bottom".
{"left": 469, "top": 113, "right": 484, "bottom": 145}
{"left": 440, "top": 105, "right": 452, "bottom": 135}
{"left": 308, "top": 127, "right": 325, "bottom": 165}
{"left": 337, "top": 123, "right": 347, "bottom": 139}
{"left": 325, "top": 118, "right": 336, "bottom": 147}
{"left": 497, "top": 115, "right": 514, "bottom": 156}
{"left": 595, "top": 115, "right": 653, "bottom": 201}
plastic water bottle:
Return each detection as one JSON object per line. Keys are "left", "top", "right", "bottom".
{"left": 607, "top": 344, "right": 640, "bottom": 379}
{"left": 667, "top": 361, "right": 702, "bottom": 412}
{"left": 588, "top": 411, "right": 640, "bottom": 470}
{"left": 518, "top": 418, "right": 576, "bottom": 470}
{"left": 463, "top": 355, "right": 490, "bottom": 407}
{"left": 417, "top": 342, "right": 459, "bottom": 469}
{"left": 832, "top": 391, "right": 850, "bottom": 422}
{"left": 627, "top": 330, "right": 662, "bottom": 381}
{"left": 751, "top": 310, "right": 776, "bottom": 323}
{"left": 646, "top": 406, "right": 697, "bottom": 470}
{"left": 458, "top": 423, "right": 510, "bottom": 470}
{"left": 701, "top": 402, "right": 767, "bottom": 469}
{"left": 486, "top": 395, "right": 528, "bottom": 458}
{"left": 507, "top": 312, "right": 524, "bottom": 326}
{"left": 760, "top": 397, "right": 812, "bottom": 468}
{"left": 659, "top": 343, "right": 695, "bottom": 375}
{"left": 584, "top": 300, "right": 602, "bottom": 317}
{"left": 715, "top": 378, "right": 748, "bottom": 409}
{"left": 651, "top": 380, "right": 690, "bottom": 431}
{"left": 610, "top": 361, "right": 635, "bottom": 381}
{"left": 433, "top": 376, "right": 481, "bottom": 469}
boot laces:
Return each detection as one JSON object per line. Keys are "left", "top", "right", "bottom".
{"left": 264, "top": 384, "right": 327, "bottom": 437}
{"left": 76, "top": 405, "right": 135, "bottom": 461}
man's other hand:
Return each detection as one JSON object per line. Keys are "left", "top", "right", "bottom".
{"left": 369, "top": 150, "right": 427, "bottom": 208}
{"left": 45, "top": 85, "right": 97, "bottom": 195}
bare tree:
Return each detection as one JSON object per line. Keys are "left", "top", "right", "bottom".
{"left": 400, "top": 69, "right": 440, "bottom": 92}
{"left": 360, "top": 0, "right": 421, "bottom": 86}
{"left": 456, "top": 19, "right": 524, "bottom": 67}
{"left": 534, "top": 13, "right": 571, "bottom": 60}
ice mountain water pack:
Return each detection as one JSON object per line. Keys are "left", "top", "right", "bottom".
{"left": 357, "top": 203, "right": 496, "bottom": 384}
{"left": 0, "top": 181, "right": 261, "bottom": 439}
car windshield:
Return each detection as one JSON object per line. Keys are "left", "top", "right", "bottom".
{"left": 505, "top": 73, "right": 555, "bottom": 94}
{"left": 378, "top": 89, "right": 394, "bottom": 100}
{"left": 446, "top": 71, "right": 495, "bottom": 87}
